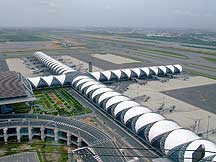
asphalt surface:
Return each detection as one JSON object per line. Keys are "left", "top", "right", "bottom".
{"left": 44, "top": 50, "right": 146, "bottom": 71}
{"left": 163, "top": 83, "right": 216, "bottom": 114}
{"left": 0, "top": 152, "right": 39, "bottom": 162}
{"left": 0, "top": 114, "right": 126, "bottom": 162}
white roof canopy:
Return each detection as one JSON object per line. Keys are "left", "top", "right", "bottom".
{"left": 174, "top": 64, "right": 183, "bottom": 72}
{"left": 85, "top": 84, "right": 106, "bottom": 95}
{"left": 80, "top": 81, "right": 99, "bottom": 91}
{"left": 123, "top": 106, "right": 152, "bottom": 124}
{"left": 54, "top": 75, "right": 66, "bottom": 85}
{"left": 148, "top": 120, "right": 181, "bottom": 143}
{"left": 111, "top": 70, "right": 122, "bottom": 79}
{"left": 41, "top": 76, "right": 54, "bottom": 86}
{"left": 158, "top": 66, "right": 167, "bottom": 74}
{"left": 164, "top": 129, "right": 200, "bottom": 154}
{"left": 90, "top": 72, "right": 101, "bottom": 80}
{"left": 149, "top": 66, "right": 159, "bottom": 75}
{"left": 140, "top": 67, "right": 150, "bottom": 76}
{"left": 101, "top": 71, "right": 112, "bottom": 80}
{"left": 135, "top": 113, "right": 165, "bottom": 133}
{"left": 72, "top": 76, "right": 89, "bottom": 85}
{"left": 113, "top": 101, "right": 140, "bottom": 116}
{"left": 91, "top": 87, "right": 113, "bottom": 99}
{"left": 75, "top": 78, "right": 94, "bottom": 88}
{"left": 105, "top": 96, "right": 129, "bottom": 110}
{"left": 131, "top": 68, "right": 141, "bottom": 77}
{"left": 184, "top": 140, "right": 216, "bottom": 162}
{"left": 121, "top": 69, "right": 131, "bottom": 78}
{"left": 166, "top": 65, "right": 175, "bottom": 73}
{"left": 28, "top": 77, "right": 41, "bottom": 87}
{"left": 98, "top": 91, "right": 121, "bottom": 104}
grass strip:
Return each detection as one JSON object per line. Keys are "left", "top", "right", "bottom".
{"left": 189, "top": 71, "right": 216, "bottom": 80}
{"left": 136, "top": 48, "right": 188, "bottom": 59}
{"left": 202, "top": 56, "right": 216, "bottom": 63}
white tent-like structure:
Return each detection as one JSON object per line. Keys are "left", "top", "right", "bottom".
{"left": 71, "top": 74, "right": 216, "bottom": 162}
{"left": 89, "top": 64, "right": 183, "bottom": 82}
{"left": 34, "top": 51, "right": 76, "bottom": 75}
{"left": 28, "top": 75, "right": 68, "bottom": 88}
{"left": 31, "top": 52, "right": 216, "bottom": 162}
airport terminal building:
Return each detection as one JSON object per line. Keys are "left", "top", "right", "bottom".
{"left": 0, "top": 51, "right": 215, "bottom": 162}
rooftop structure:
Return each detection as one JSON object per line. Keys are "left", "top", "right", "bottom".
{"left": 89, "top": 64, "right": 182, "bottom": 82}
{"left": 33, "top": 51, "right": 76, "bottom": 75}
{"left": 0, "top": 71, "right": 35, "bottom": 106}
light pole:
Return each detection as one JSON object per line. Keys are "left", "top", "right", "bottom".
{"left": 206, "top": 116, "right": 211, "bottom": 139}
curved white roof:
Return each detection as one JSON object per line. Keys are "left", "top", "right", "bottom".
{"left": 53, "top": 65, "right": 62, "bottom": 72}
{"left": 105, "top": 96, "right": 129, "bottom": 110}
{"left": 34, "top": 51, "right": 75, "bottom": 75}
{"left": 174, "top": 64, "right": 183, "bottom": 72}
{"left": 80, "top": 81, "right": 99, "bottom": 91}
{"left": 44, "top": 60, "right": 50, "bottom": 65}
{"left": 90, "top": 72, "right": 101, "bottom": 80}
{"left": 140, "top": 67, "right": 150, "bottom": 76}
{"left": 41, "top": 75, "right": 54, "bottom": 86}
{"left": 91, "top": 87, "right": 113, "bottom": 99}
{"left": 121, "top": 69, "right": 131, "bottom": 78}
{"left": 164, "top": 129, "right": 200, "bottom": 154}
{"left": 50, "top": 63, "right": 58, "bottom": 70}
{"left": 135, "top": 113, "right": 165, "bottom": 133}
{"left": 101, "top": 71, "right": 112, "bottom": 80}
{"left": 111, "top": 70, "right": 122, "bottom": 79}
{"left": 131, "top": 68, "right": 141, "bottom": 77}
{"left": 75, "top": 78, "right": 94, "bottom": 88}
{"left": 148, "top": 120, "right": 181, "bottom": 143}
{"left": 60, "top": 68, "right": 70, "bottom": 74}
{"left": 72, "top": 76, "right": 89, "bottom": 85}
{"left": 49, "top": 62, "right": 56, "bottom": 68}
{"left": 54, "top": 65, "right": 64, "bottom": 72}
{"left": 113, "top": 101, "right": 140, "bottom": 116}
{"left": 98, "top": 91, "right": 121, "bottom": 104}
{"left": 149, "top": 66, "right": 159, "bottom": 75}
{"left": 54, "top": 75, "right": 66, "bottom": 85}
{"left": 53, "top": 65, "right": 63, "bottom": 72}
{"left": 28, "top": 77, "right": 41, "bottom": 87}
{"left": 58, "top": 68, "right": 68, "bottom": 74}
{"left": 166, "top": 65, "right": 175, "bottom": 73}
{"left": 45, "top": 61, "right": 52, "bottom": 66}
{"left": 123, "top": 106, "right": 152, "bottom": 124}
{"left": 62, "top": 69, "right": 76, "bottom": 74}
{"left": 85, "top": 84, "right": 106, "bottom": 95}
{"left": 184, "top": 140, "right": 216, "bottom": 162}
{"left": 158, "top": 66, "right": 167, "bottom": 74}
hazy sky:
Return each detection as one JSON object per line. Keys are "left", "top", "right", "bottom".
{"left": 0, "top": 0, "right": 216, "bottom": 30}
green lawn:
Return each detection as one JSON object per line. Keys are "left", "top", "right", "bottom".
{"left": 12, "top": 103, "right": 30, "bottom": 113}
{"left": 33, "top": 88, "right": 92, "bottom": 116}
{"left": 0, "top": 140, "right": 71, "bottom": 162}
{"left": 189, "top": 71, "right": 216, "bottom": 80}
{"left": 0, "top": 31, "right": 50, "bottom": 42}
{"left": 136, "top": 48, "right": 188, "bottom": 59}
{"left": 202, "top": 56, "right": 216, "bottom": 63}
